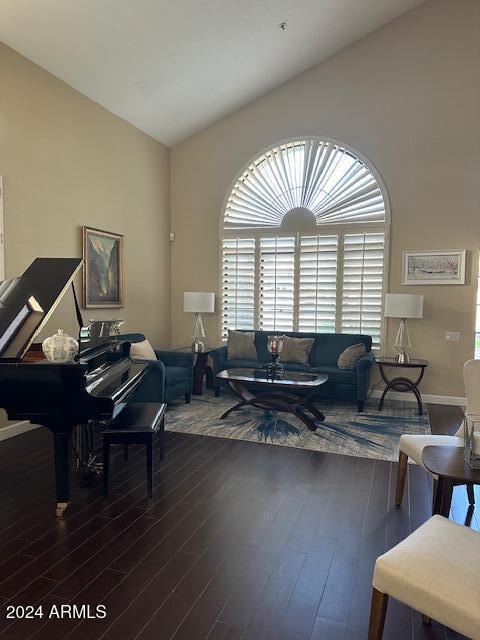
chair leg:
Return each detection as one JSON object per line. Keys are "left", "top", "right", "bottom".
{"left": 395, "top": 451, "right": 408, "bottom": 506}
{"left": 185, "top": 392, "right": 191, "bottom": 404}
{"left": 103, "top": 438, "right": 110, "bottom": 497}
{"left": 214, "top": 386, "right": 220, "bottom": 398}
{"left": 146, "top": 435, "right": 153, "bottom": 498}
{"left": 466, "top": 482, "right": 475, "bottom": 506}
{"left": 368, "top": 588, "right": 389, "bottom": 640}
{"left": 441, "top": 480, "right": 454, "bottom": 518}
{"left": 432, "top": 478, "right": 438, "bottom": 513}
{"left": 357, "top": 400, "right": 364, "bottom": 413}
{"left": 159, "top": 418, "right": 165, "bottom": 461}
{"left": 123, "top": 443, "right": 129, "bottom": 461}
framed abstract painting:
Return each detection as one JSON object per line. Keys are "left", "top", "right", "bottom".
{"left": 402, "top": 249, "right": 466, "bottom": 285}
{"left": 83, "top": 226, "right": 124, "bottom": 308}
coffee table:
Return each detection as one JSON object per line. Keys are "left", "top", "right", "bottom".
{"left": 216, "top": 368, "right": 329, "bottom": 431}
{"left": 422, "top": 445, "right": 480, "bottom": 517}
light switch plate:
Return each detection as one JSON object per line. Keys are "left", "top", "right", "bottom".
{"left": 445, "top": 331, "right": 460, "bottom": 342}
{"left": 169, "top": 232, "right": 175, "bottom": 242}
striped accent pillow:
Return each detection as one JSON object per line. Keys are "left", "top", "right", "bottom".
{"left": 279, "top": 335, "right": 315, "bottom": 364}
{"left": 227, "top": 330, "right": 257, "bottom": 360}
{"left": 337, "top": 343, "right": 366, "bottom": 369}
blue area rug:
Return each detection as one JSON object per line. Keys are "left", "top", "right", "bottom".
{"left": 166, "top": 393, "right": 431, "bottom": 461}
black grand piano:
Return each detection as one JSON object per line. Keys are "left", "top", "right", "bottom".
{"left": 0, "top": 258, "right": 149, "bottom": 516}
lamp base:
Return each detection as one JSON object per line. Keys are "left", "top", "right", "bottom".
{"left": 394, "top": 318, "right": 412, "bottom": 365}
{"left": 191, "top": 338, "right": 205, "bottom": 353}
{"left": 395, "top": 351, "right": 410, "bottom": 364}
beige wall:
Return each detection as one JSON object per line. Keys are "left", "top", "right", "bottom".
{"left": 0, "top": 42, "right": 171, "bottom": 351}
{"left": 171, "top": 0, "right": 480, "bottom": 397}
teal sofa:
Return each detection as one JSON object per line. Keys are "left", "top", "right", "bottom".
{"left": 118, "top": 333, "right": 194, "bottom": 404}
{"left": 210, "top": 331, "right": 374, "bottom": 412}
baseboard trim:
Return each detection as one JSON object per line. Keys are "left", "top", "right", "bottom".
{"left": 369, "top": 389, "right": 466, "bottom": 407}
{"left": 0, "top": 421, "right": 39, "bottom": 442}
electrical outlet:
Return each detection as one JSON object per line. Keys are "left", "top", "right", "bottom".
{"left": 445, "top": 331, "right": 460, "bottom": 342}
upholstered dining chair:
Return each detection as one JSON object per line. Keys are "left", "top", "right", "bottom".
{"left": 395, "top": 359, "right": 480, "bottom": 509}
{"left": 367, "top": 515, "right": 480, "bottom": 640}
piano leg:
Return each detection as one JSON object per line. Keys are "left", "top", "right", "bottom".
{"left": 52, "top": 429, "right": 72, "bottom": 517}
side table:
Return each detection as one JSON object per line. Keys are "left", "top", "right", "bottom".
{"left": 170, "top": 346, "right": 218, "bottom": 395}
{"left": 422, "top": 445, "right": 479, "bottom": 517}
{"left": 375, "top": 356, "right": 428, "bottom": 415}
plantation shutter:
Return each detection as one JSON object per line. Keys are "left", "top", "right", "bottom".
{"left": 259, "top": 236, "right": 295, "bottom": 331}
{"left": 341, "top": 232, "right": 385, "bottom": 346}
{"left": 224, "top": 140, "right": 385, "bottom": 230}
{"left": 298, "top": 235, "right": 338, "bottom": 332}
{"left": 222, "top": 238, "right": 255, "bottom": 337}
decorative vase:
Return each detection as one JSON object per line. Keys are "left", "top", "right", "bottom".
{"left": 464, "top": 415, "right": 480, "bottom": 469}
{"left": 266, "top": 335, "right": 285, "bottom": 380}
{"left": 42, "top": 329, "right": 79, "bottom": 363}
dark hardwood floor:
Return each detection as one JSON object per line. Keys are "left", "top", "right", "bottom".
{"left": 0, "top": 403, "right": 476, "bottom": 640}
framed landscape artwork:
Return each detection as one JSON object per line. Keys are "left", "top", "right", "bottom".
{"left": 402, "top": 249, "right": 466, "bottom": 285}
{"left": 83, "top": 226, "right": 124, "bottom": 308}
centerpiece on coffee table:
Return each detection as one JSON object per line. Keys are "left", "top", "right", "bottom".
{"left": 265, "top": 335, "right": 285, "bottom": 380}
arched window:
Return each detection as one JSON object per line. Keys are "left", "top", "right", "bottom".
{"left": 221, "top": 138, "right": 390, "bottom": 348}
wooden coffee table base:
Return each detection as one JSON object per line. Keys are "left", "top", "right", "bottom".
{"left": 220, "top": 379, "right": 325, "bottom": 432}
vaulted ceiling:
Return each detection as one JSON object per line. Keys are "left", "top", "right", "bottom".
{"left": 0, "top": 0, "right": 425, "bottom": 146}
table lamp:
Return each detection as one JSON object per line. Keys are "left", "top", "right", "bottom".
{"left": 183, "top": 292, "right": 215, "bottom": 353}
{"left": 384, "top": 293, "right": 424, "bottom": 363}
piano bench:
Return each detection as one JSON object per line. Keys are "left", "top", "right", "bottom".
{"left": 102, "top": 402, "right": 166, "bottom": 499}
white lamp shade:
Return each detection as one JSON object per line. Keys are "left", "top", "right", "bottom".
{"left": 384, "top": 293, "right": 424, "bottom": 319}
{"left": 183, "top": 291, "right": 215, "bottom": 313}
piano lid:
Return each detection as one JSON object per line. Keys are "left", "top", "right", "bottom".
{"left": 0, "top": 258, "right": 83, "bottom": 359}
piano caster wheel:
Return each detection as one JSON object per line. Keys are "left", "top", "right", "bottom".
{"left": 56, "top": 502, "right": 68, "bottom": 518}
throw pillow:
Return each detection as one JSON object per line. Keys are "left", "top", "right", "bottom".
{"left": 227, "top": 330, "right": 257, "bottom": 360}
{"left": 279, "top": 335, "right": 315, "bottom": 364}
{"left": 337, "top": 343, "right": 366, "bottom": 369}
{"left": 130, "top": 339, "right": 157, "bottom": 361}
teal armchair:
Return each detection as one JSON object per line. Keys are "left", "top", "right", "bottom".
{"left": 118, "top": 333, "right": 194, "bottom": 404}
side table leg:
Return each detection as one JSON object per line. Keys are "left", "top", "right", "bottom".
{"left": 432, "top": 477, "right": 453, "bottom": 518}
{"left": 378, "top": 384, "right": 391, "bottom": 411}
{"left": 440, "top": 479, "right": 453, "bottom": 518}
{"left": 432, "top": 476, "right": 445, "bottom": 516}
{"left": 412, "top": 386, "right": 423, "bottom": 415}
{"left": 192, "top": 353, "right": 207, "bottom": 396}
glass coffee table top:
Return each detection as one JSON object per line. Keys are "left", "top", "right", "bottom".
{"left": 216, "top": 368, "right": 328, "bottom": 431}
{"left": 217, "top": 368, "right": 328, "bottom": 387}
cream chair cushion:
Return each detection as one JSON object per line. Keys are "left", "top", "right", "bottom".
{"left": 130, "top": 339, "right": 157, "bottom": 361}
{"left": 399, "top": 434, "right": 463, "bottom": 477}
{"left": 373, "top": 515, "right": 480, "bottom": 640}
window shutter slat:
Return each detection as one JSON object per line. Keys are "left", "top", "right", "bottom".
{"left": 298, "top": 235, "right": 338, "bottom": 333}
{"left": 222, "top": 238, "right": 255, "bottom": 337}
{"left": 259, "top": 236, "right": 295, "bottom": 331}
{"left": 341, "top": 232, "right": 385, "bottom": 347}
